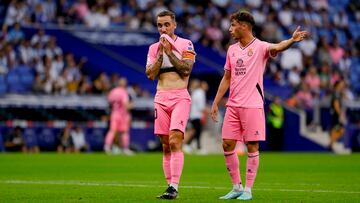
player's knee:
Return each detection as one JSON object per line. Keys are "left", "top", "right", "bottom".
{"left": 162, "top": 144, "right": 171, "bottom": 154}
{"left": 247, "top": 141, "right": 259, "bottom": 152}
{"left": 222, "top": 141, "right": 235, "bottom": 152}
{"left": 169, "top": 130, "right": 183, "bottom": 151}
{"left": 169, "top": 140, "right": 181, "bottom": 152}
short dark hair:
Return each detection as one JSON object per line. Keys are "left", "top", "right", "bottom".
{"left": 230, "top": 10, "right": 255, "bottom": 27}
{"left": 157, "top": 10, "right": 176, "bottom": 21}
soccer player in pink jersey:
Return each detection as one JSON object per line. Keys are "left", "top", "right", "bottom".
{"left": 211, "top": 11, "right": 308, "bottom": 200}
{"left": 145, "top": 10, "right": 196, "bottom": 199}
{"left": 104, "top": 77, "right": 133, "bottom": 155}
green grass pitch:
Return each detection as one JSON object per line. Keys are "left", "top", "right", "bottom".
{"left": 0, "top": 153, "right": 359, "bottom": 202}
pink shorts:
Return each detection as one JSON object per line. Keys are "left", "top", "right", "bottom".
{"left": 110, "top": 113, "right": 130, "bottom": 132}
{"left": 222, "top": 106, "right": 265, "bottom": 142}
{"left": 154, "top": 89, "right": 191, "bottom": 135}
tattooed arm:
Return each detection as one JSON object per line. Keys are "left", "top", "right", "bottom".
{"left": 167, "top": 52, "right": 194, "bottom": 77}
{"left": 146, "top": 44, "right": 163, "bottom": 80}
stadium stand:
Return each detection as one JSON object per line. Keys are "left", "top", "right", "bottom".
{"left": 0, "top": 0, "right": 359, "bottom": 153}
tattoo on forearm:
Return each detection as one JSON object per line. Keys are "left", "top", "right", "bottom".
{"left": 167, "top": 52, "right": 193, "bottom": 77}
{"left": 146, "top": 55, "right": 163, "bottom": 80}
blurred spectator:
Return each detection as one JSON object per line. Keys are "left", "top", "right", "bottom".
{"left": 70, "top": 125, "right": 88, "bottom": 152}
{"left": 329, "top": 80, "right": 346, "bottom": 149}
{"left": 69, "top": 0, "right": 89, "bottom": 23}
{"left": 110, "top": 73, "right": 120, "bottom": 88}
{"left": 299, "top": 36, "right": 316, "bottom": 59}
{"left": 44, "top": 37, "right": 63, "bottom": 59}
{"left": 296, "top": 82, "right": 313, "bottom": 110}
{"left": 6, "top": 22, "right": 24, "bottom": 44}
{"left": 3, "top": 42, "right": 16, "bottom": 69}
{"left": 287, "top": 66, "right": 301, "bottom": 88}
{"left": 329, "top": 37, "right": 345, "bottom": 65}
{"left": 4, "top": 126, "right": 26, "bottom": 152}
{"left": 57, "top": 123, "right": 74, "bottom": 153}
{"left": 78, "top": 75, "right": 93, "bottom": 95}
{"left": 31, "top": 29, "right": 50, "bottom": 46}
{"left": 304, "top": 65, "right": 321, "bottom": 95}
{"left": 18, "top": 39, "right": 34, "bottom": 65}
{"left": 319, "top": 62, "right": 331, "bottom": 91}
{"left": 267, "top": 96, "right": 284, "bottom": 151}
{"left": 31, "top": 3, "right": 47, "bottom": 25}
{"left": 184, "top": 79, "right": 208, "bottom": 154}
{"left": 0, "top": 49, "right": 8, "bottom": 74}
{"left": 93, "top": 72, "right": 111, "bottom": 94}
{"left": 4, "top": 0, "right": 28, "bottom": 26}
{"left": 317, "top": 36, "right": 332, "bottom": 66}
{"left": 280, "top": 47, "right": 303, "bottom": 71}
{"left": 127, "top": 83, "right": 143, "bottom": 100}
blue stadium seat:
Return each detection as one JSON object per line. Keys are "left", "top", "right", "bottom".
{"left": 0, "top": 74, "right": 7, "bottom": 95}
{"left": 6, "top": 70, "right": 24, "bottom": 93}
{"left": 18, "top": 68, "right": 35, "bottom": 92}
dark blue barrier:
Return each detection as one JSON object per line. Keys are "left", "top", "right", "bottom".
{"left": 0, "top": 133, "right": 4, "bottom": 152}
{"left": 130, "top": 128, "right": 156, "bottom": 151}
{"left": 23, "top": 128, "right": 39, "bottom": 149}
{"left": 37, "top": 127, "right": 59, "bottom": 151}
{"left": 85, "top": 128, "right": 106, "bottom": 151}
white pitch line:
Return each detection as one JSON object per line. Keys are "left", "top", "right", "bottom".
{"left": 0, "top": 180, "right": 359, "bottom": 194}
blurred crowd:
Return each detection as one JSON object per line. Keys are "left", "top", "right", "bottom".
{"left": 0, "top": 0, "right": 359, "bottom": 107}
{"left": 0, "top": 26, "right": 150, "bottom": 96}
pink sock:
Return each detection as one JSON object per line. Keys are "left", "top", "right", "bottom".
{"left": 246, "top": 151, "right": 259, "bottom": 188}
{"left": 170, "top": 151, "right": 184, "bottom": 184}
{"left": 163, "top": 153, "right": 171, "bottom": 184}
{"left": 120, "top": 132, "right": 129, "bottom": 149}
{"left": 105, "top": 130, "right": 116, "bottom": 147}
{"left": 224, "top": 150, "right": 241, "bottom": 185}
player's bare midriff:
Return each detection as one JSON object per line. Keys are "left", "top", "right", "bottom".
{"left": 157, "top": 72, "right": 189, "bottom": 90}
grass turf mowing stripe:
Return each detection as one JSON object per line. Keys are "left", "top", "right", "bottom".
{"left": 1, "top": 180, "right": 359, "bottom": 194}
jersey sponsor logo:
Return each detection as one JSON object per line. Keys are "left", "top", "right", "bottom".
{"left": 235, "top": 67, "right": 246, "bottom": 76}
{"left": 235, "top": 58, "right": 246, "bottom": 76}
{"left": 236, "top": 58, "right": 244, "bottom": 67}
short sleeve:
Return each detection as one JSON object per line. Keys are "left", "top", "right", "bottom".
{"left": 181, "top": 40, "right": 196, "bottom": 61}
{"left": 263, "top": 41, "right": 277, "bottom": 59}
{"left": 146, "top": 44, "right": 157, "bottom": 67}
{"left": 224, "top": 50, "right": 231, "bottom": 71}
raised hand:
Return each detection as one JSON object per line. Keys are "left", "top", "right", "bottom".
{"left": 292, "top": 26, "right": 308, "bottom": 42}
{"left": 157, "top": 40, "right": 164, "bottom": 58}
{"left": 160, "top": 37, "right": 172, "bottom": 55}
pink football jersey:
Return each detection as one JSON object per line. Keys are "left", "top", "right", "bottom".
{"left": 224, "top": 38, "right": 274, "bottom": 108}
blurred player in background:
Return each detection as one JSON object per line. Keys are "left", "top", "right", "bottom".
{"left": 145, "top": 10, "right": 196, "bottom": 199}
{"left": 184, "top": 79, "right": 208, "bottom": 154}
{"left": 211, "top": 10, "right": 308, "bottom": 200}
{"left": 329, "top": 80, "right": 346, "bottom": 150}
{"left": 104, "top": 77, "right": 133, "bottom": 155}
